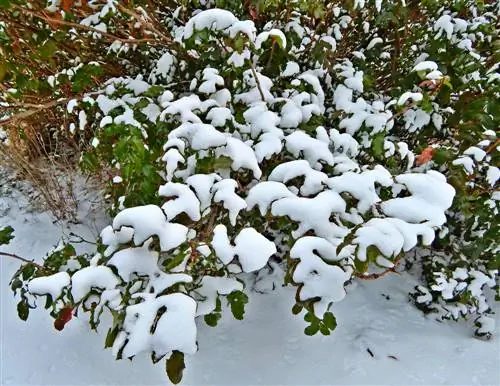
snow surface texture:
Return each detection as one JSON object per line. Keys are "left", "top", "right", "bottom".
{"left": 1, "top": 177, "right": 499, "bottom": 385}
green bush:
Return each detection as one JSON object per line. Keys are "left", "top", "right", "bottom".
{"left": 1, "top": 0, "right": 498, "bottom": 383}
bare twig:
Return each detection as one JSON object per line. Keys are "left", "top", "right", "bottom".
{"left": 355, "top": 260, "right": 402, "bottom": 280}
{"left": 249, "top": 62, "right": 266, "bottom": 102}
{"left": 485, "top": 139, "right": 499, "bottom": 154}
{"left": 12, "top": 5, "right": 161, "bottom": 45}
{"left": 0, "top": 251, "right": 45, "bottom": 270}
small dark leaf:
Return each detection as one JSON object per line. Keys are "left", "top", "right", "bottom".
{"left": 17, "top": 300, "right": 29, "bottom": 321}
{"left": 292, "top": 304, "right": 302, "bottom": 315}
{"left": 166, "top": 351, "right": 185, "bottom": 385}
{"left": 204, "top": 313, "right": 221, "bottom": 327}
{"left": 10, "top": 278, "right": 23, "bottom": 293}
{"left": 21, "top": 264, "right": 36, "bottom": 280}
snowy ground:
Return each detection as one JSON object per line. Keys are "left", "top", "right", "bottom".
{"left": 1, "top": 179, "right": 499, "bottom": 385}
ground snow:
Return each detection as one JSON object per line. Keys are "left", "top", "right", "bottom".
{"left": 1, "top": 184, "right": 499, "bottom": 385}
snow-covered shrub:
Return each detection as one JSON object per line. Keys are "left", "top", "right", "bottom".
{"left": 1, "top": 0, "right": 498, "bottom": 382}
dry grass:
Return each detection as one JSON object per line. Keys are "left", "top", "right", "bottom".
{"left": 0, "top": 121, "right": 84, "bottom": 221}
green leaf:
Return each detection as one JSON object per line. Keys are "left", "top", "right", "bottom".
{"left": 166, "top": 351, "right": 185, "bottom": 385}
{"left": 21, "top": 264, "right": 36, "bottom": 280}
{"left": 105, "top": 326, "right": 119, "bottom": 348}
{"left": 0, "top": 225, "right": 14, "bottom": 245}
{"left": 319, "top": 324, "right": 330, "bottom": 336}
{"left": 371, "top": 134, "right": 385, "bottom": 159}
{"left": 204, "top": 312, "right": 221, "bottom": 327}
{"left": 304, "top": 324, "right": 318, "bottom": 336}
{"left": 323, "top": 312, "right": 337, "bottom": 330}
{"left": 304, "top": 312, "right": 314, "bottom": 323}
{"left": 10, "top": 278, "right": 22, "bottom": 293}
{"left": 227, "top": 291, "right": 248, "bottom": 320}
{"left": 17, "top": 300, "right": 29, "bottom": 321}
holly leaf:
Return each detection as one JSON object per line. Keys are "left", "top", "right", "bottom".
{"left": 166, "top": 351, "right": 185, "bottom": 385}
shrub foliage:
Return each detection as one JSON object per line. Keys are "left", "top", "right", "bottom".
{"left": 1, "top": 0, "right": 498, "bottom": 383}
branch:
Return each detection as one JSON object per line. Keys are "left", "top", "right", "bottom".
{"left": 0, "top": 91, "right": 102, "bottom": 127}
{"left": 485, "top": 139, "right": 499, "bottom": 154}
{"left": 12, "top": 5, "right": 162, "bottom": 45}
{"left": 355, "top": 260, "right": 402, "bottom": 280}
{"left": 115, "top": 3, "right": 173, "bottom": 45}
{"left": 249, "top": 62, "right": 266, "bottom": 102}
{"left": 0, "top": 251, "right": 45, "bottom": 270}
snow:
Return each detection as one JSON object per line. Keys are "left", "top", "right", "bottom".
{"left": 412, "top": 60, "right": 438, "bottom": 72}
{"left": 1, "top": 197, "right": 499, "bottom": 385}
{"left": 285, "top": 131, "right": 334, "bottom": 166}
{"left": 183, "top": 9, "right": 238, "bottom": 40}
{"left": 168, "top": 122, "right": 227, "bottom": 150}
{"left": 291, "top": 236, "right": 351, "bottom": 316}
{"left": 195, "top": 276, "right": 243, "bottom": 316}
{"left": 269, "top": 160, "right": 328, "bottom": 196}
{"left": 210, "top": 225, "right": 276, "bottom": 272}
{"left": 397, "top": 92, "right": 423, "bottom": 106}
{"left": 71, "top": 266, "right": 119, "bottom": 302}
{"left": 112, "top": 205, "right": 188, "bottom": 251}
{"left": 246, "top": 181, "right": 295, "bottom": 215}
{"left": 198, "top": 68, "right": 224, "bottom": 94}
{"left": 271, "top": 190, "right": 348, "bottom": 241}
{"left": 222, "top": 137, "right": 262, "bottom": 178}
{"left": 159, "top": 182, "right": 201, "bottom": 221}
{"left": 212, "top": 224, "right": 234, "bottom": 265}
{"left": 281, "top": 61, "right": 300, "bottom": 77}
{"left": 119, "top": 293, "right": 198, "bottom": 358}
{"left": 233, "top": 228, "right": 276, "bottom": 272}
{"left": 381, "top": 171, "right": 455, "bottom": 226}
{"left": 28, "top": 272, "right": 70, "bottom": 300}
{"left": 255, "top": 29, "right": 287, "bottom": 49}
{"left": 186, "top": 173, "right": 220, "bottom": 212}
{"left": 212, "top": 179, "right": 247, "bottom": 226}
{"left": 366, "top": 37, "right": 383, "bottom": 50}
{"left": 486, "top": 166, "right": 500, "bottom": 186}
{"left": 327, "top": 166, "right": 393, "bottom": 213}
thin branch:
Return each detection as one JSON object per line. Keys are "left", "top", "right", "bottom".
{"left": 0, "top": 92, "right": 101, "bottom": 127}
{"left": 249, "top": 62, "right": 266, "bottom": 102}
{"left": 0, "top": 251, "right": 45, "bottom": 270}
{"left": 115, "top": 3, "right": 173, "bottom": 44}
{"left": 485, "top": 139, "right": 499, "bottom": 154}
{"left": 12, "top": 5, "right": 161, "bottom": 45}
{"left": 355, "top": 260, "right": 402, "bottom": 280}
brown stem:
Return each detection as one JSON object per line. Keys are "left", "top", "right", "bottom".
{"left": 115, "top": 3, "right": 173, "bottom": 44}
{"left": 485, "top": 139, "right": 499, "bottom": 154}
{"left": 0, "top": 251, "right": 45, "bottom": 270}
{"left": 13, "top": 4, "right": 161, "bottom": 45}
{"left": 355, "top": 260, "right": 401, "bottom": 280}
{"left": 0, "top": 91, "right": 102, "bottom": 127}
{"left": 249, "top": 62, "right": 266, "bottom": 102}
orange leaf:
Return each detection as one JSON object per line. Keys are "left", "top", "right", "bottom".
{"left": 61, "top": 0, "right": 73, "bottom": 13}
{"left": 416, "top": 147, "right": 435, "bottom": 166}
